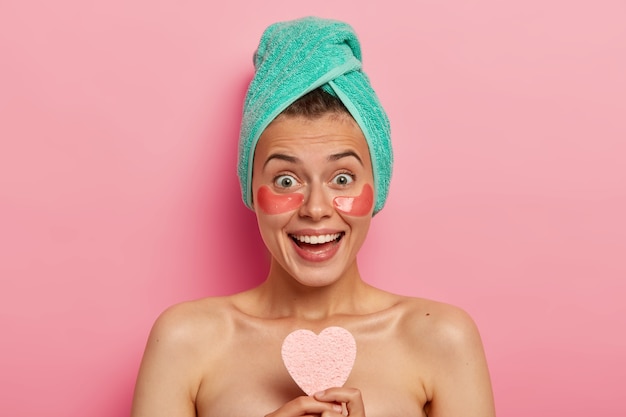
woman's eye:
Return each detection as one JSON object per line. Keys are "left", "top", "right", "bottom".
{"left": 275, "top": 175, "right": 297, "bottom": 188}
{"left": 332, "top": 173, "right": 354, "bottom": 186}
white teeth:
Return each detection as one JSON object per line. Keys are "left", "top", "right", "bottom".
{"left": 292, "top": 233, "right": 341, "bottom": 245}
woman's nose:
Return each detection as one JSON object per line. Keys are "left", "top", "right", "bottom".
{"left": 298, "top": 183, "right": 333, "bottom": 221}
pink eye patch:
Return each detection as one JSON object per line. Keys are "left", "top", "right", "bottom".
{"left": 256, "top": 183, "right": 374, "bottom": 216}
{"left": 281, "top": 326, "right": 356, "bottom": 395}
{"left": 257, "top": 185, "right": 304, "bottom": 214}
{"left": 333, "top": 184, "right": 374, "bottom": 216}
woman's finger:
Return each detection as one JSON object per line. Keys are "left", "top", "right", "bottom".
{"left": 314, "top": 388, "right": 365, "bottom": 416}
{"left": 265, "top": 395, "right": 343, "bottom": 417}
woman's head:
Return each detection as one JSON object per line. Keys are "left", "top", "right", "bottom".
{"left": 238, "top": 17, "right": 393, "bottom": 215}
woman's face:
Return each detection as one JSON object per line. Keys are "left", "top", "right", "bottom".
{"left": 251, "top": 113, "right": 375, "bottom": 287}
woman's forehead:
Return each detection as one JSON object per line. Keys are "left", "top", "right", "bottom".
{"left": 254, "top": 114, "right": 370, "bottom": 163}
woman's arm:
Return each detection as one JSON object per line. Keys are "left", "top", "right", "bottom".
{"left": 424, "top": 307, "right": 496, "bottom": 417}
{"left": 131, "top": 306, "right": 203, "bottom": 417}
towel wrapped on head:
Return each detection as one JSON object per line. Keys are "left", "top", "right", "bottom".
{"left": 238, "top": 16, "right": 393, "bottom": 214}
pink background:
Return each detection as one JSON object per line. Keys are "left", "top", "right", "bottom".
{"left": 1, "top": 1, "right": 624, "bottom": 415}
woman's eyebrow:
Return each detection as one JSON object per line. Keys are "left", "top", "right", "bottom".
{"left": 263, "top": 153, "right": 299, "bottom": 169}
{"left": 329, "top": 151, "right": 363, "bottom": 166}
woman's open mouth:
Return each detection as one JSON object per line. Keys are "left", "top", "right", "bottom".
{"left": 289, "top": 232, "right": 344, "bottom": 261}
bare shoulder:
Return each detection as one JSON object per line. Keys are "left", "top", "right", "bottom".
{"left": 394, "top": 297, "right": 484, "bottom": 354}
{"left": 393, "top": 297, "right": 495, "bottom": 416}
{"left": 131, "top": 296, "right": 241, "bottom": 417}
{"left": 146, "top": 296, "right": 237, "bottom": 355}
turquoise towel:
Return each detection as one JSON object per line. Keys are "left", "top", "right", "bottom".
{"left": 238, "top": 16, "right": 392, "bottom": 214}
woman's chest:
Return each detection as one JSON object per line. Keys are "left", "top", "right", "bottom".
{"left": 195, "top": 331, "right": 428, "bottom": 417}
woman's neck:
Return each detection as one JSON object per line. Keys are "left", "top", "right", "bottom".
{"left": 252, "top": 261, "right": 374, "bottom": 321}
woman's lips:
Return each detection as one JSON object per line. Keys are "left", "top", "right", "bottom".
{"left": 289, "top": 232, "right": 344, "bottom": 262}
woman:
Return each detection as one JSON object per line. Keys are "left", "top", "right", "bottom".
{"left": 131, "top": 17, "right": 495, "bottom": 417}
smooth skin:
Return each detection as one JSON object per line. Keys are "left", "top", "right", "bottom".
{"left": 131, "top": 114, "right": 496, "bottom": 417}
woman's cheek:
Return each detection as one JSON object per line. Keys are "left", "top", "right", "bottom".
{"left": 256, "top": 185, "right": 304, "bottom": 215}
{"left": 333, "top": 184, "right": 374, "bottom": 216}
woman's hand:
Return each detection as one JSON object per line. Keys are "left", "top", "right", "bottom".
{"left": 265, "top": 388, "right": 365, "bottom": 417}
{"left": 314, "top": 388, "right": 365, "bottom": 417}
{"left": 265, "top": 387, "right": 365, "bottom": 417}
{"left": 264, "top": 395, "right": 343, "bottom": 417}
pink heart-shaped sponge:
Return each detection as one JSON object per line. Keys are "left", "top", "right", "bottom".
{"left": 281, "top": 326, "right": 357, "bottom": 395}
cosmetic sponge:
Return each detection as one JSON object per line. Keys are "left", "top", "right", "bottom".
{"left": 281, "top": 326, "right": 357, "bottom": 395}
